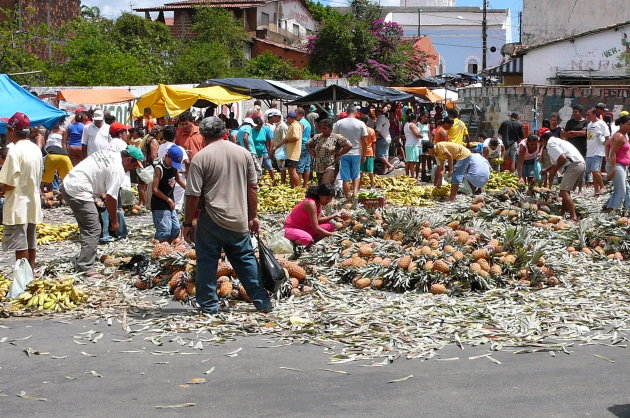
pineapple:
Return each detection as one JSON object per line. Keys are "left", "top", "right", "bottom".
{"left": 447, "top": 221, "right": 459, "bottom": 230}
{"left": 134, "top": 278, "right": 151, "bottom": 290}
{"left": 358, "top": 245, "right": 374, "bottom": 258}
{"left": 453, "top": 251, "right": 465, "bottom": 261}
{"left": 217, "top": 261, "right": 233, "bottom": 277}
{"left": 341, "top": 258, "right": 355, "bottom": 268}
{"left": 186, "top": 282, "right": 196, "bottom": 296}
{"left": 472, "top": 249, "right": 488, "bottom": 260}
{"left": 371, "top": 256, "right": 383, "bottom": 264}
{"left": 490, "top": 265, "right": 503, "bottom": 276}
{"left": 238, "top": 285, "right": 253, "bottom": 302}
{"left": 174, "top": 286, "right": 187, "bottom": 301}
{"left": 370, "top": 278, "right": 384, "bottom": 290}
{"left": 424, "top": 260, "right": 434, "bottom": 271}
{"left": 186, "top": 249, "right": 196, "bottom": 260}
{"left": 352, "top": 277, "right": 371, "bottom": 289}
{"left": 443, "top": 245, "right": 455, "bottom": 254}
{"left": 289, "top": 278, "right": 299, "bottom": 288}
{"left": 397, "top": 255, "right": 412, "bottom": 269}
{"left": 455, "top": 231, "right": 470, "bottom": 245}
{"left": 420, "top": 228, "right": 432, "bottom": 239}
{"left": 545, "top": 276, "right": 559, "bottom": 286}
{"left": 286, "top": 262, "right": 306, "bottom": 280}
{"left": 381, "top": 258, "right": 393, "bottom": 267}
{"left": 430, "top": 283, "right": 447, "bottom": 294}
{"left": 433, "top": 259, "right": 450, "bottom": 274}
{"left": 342, "top": 239, "right": 353, "bottom": 249}
{"left": 469, "top": 263, "right": 482, "bottom": 274}
{"left": 217, "top": 277, "right": 233, "bottom": 298}
{"left": 503, "top": 254, "right": 517, "bottom": 264}
{"left": 151, "top": 242, "right": 174, "bottom": 259}
{"left": 477, "top": 259, "right": 490, "bottom": 272}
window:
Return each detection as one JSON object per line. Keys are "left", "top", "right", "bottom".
{"left": 261, "top": 12, "right": 269, "bottom": 27}
{"left": 467, "top": 59, "right": 478, "bottom": 74}
{"left": 293, "top": 24, "right": 299, "bottom": 36}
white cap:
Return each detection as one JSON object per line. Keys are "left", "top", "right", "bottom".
{"left": 243, "top": 117, "right": 255, "bottom": 125}
{"left": 93, "top": 109, "right": 104, "bottom": 121}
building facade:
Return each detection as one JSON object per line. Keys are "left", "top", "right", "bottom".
{"left": 383, "top": 6, "right": 512, "bottom": 75}
{"left": 136, "top": 0, "right": 315, "bottom": 69}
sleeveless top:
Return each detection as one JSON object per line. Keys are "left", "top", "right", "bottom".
{"left": 404, "top": 122, "right": 420, "bottom": 147}
{"left": 519, "top": 139, "right": 540, "bottom": 161}
{"left": 284, "top": 198, "right": 321, "bottom": 231}
{"left": 616, "top": 138, "right": 630, "bottom": 167}
{"left": 46, "top": 131, "right": 64, "bottom": 148}
{"left": 486, "top": 143, "right": 503, "bottom": 158}
{"left": 67, "top": 123, "right": 84, "bottom": 147}
{"left": 150, "top": 161, "right": 178, "bottom": 211}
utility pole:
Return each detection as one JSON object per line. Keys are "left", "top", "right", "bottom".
{"left": 417, "top": 9, "right": 421, "bottom": 38}
{"left": 482, "top": 0, "right": 487, "bottom": 72}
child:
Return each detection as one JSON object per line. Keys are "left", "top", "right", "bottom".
{"left": 483, "top": 137, "right": 506, "bottom": 171}
{"left": 359, "top": 114, "right": 376, "bottom": 188}
{"left": 151, "top": 146, "right": 186, "bottom": 243}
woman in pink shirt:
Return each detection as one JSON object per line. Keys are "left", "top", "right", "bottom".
{"left": 606, "top": 114, "right": 630, "bottom": 210}
{"left": 284, "top": 184, "right": 341, "bottom": 246}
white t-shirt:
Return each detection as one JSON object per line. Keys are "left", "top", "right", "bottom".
{"left": 0, "top": 139, "right": 42, "bottom": 225}
{"left": 403, "top": 122, "right": 421, "bottom": 147}
{"left": 546, "top": 136, "right": 585, "bottom": 165}
{"left": 108, "top": 137, "right": 128, "bottom": 152}
{"left": 586, "top": 119, "right": 610, "bottom": 157}
{"left": 483, "top": 138, "right": 504, "bottom": 158}
{"left": 81, "top": 123, "right": 110, "bottom": 156}
{"left": 333, "top": 117, "right": 368, "bottom": 156}
{"left": 46, "top": 130, "right": 64, "bottom": 148}
{"left": 62, "top": 150, "right": 126, "bottom": 202}
{"left": 375, "top": 114, "right": 391, "bottom": 141}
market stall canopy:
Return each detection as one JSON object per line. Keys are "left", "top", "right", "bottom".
{"left": 0, "top": 74, "right": 67, "bottom": 133}
{"left": 392, "top": 87, "right": 456, "bottom": 108}
{"left": 57, "top": 88, "right": 135, "bottom": 105}
{"left": 197, "top": 78, "right": 300, "bottom": 101}
{"left": 132, "top": 84, "right": 251, "bottom": 118}
{"left": 405, "top": 76, "right": 446, "bottom": 88}
{"left": 288, "top": 84, "right": 413, "bottom": 105}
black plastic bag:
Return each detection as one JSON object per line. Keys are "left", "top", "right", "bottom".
{"left": 257, "top": 233, "right": 287, "bottom": 293}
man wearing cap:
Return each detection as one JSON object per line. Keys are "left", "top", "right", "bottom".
{"left": 306, "top": 105, "right": 319, "bottom": 137}
{"left": 151, "top": 146, "right": 186, "bottom": 243}
{"left": 280, "top": 111, "right": 304, "bottom": 188}
{"left": 81, "top": 109, "right": 110, "bottom": 158}
{"left": 108, "top": 122, "right": 132, "bottom": 152}
{"left": 175, "top": 111, "right": 204, "bottom": 165}
{"left": 497, "top": 112, "right": 524, "bottom": 172}
{"left": 0, "top": 112, "right": 43, "bottom": 269}
{"left": 263, "top": 100, "right": 280, "bottom": 123}
{"left": 540, "top": 129, "right": 585, "bottom": 222}
{"left": 60, "top": 146, "right": 144, "bottom": 277}
{"left": 183, "top": 117, "right": 272, "bottom": 314}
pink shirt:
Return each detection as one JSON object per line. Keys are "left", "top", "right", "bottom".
{"left": 616, "top": 140, "right": 630, "bottom": 166}
{"left": 519, "top": 139, "right": 540, "bottom": 161}
{"left": 285, "top": 198, "right": 321, "bottom": 231}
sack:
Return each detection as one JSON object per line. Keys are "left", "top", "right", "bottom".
{"left": 257, "top": 233, "right": 287, "bottom": 293}
{"left": 9, "top": 258, "right": 33, "bottom": 299}
{"left": 267, "top": 231, "right": 293, "bottom": 254}
{"left": 534, "top": 158, "right": 542, "bottom": 182}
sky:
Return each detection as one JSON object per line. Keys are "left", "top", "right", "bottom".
{"left": 82, "top": 0, "right": 523, "bottom": 36}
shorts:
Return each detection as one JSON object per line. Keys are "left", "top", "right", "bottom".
{"left": 2, "top": 223, "right": 37, "bottom": 251}
{"left": 560, "top": 161, "right": 585, "bottom": 192}
{"left": 405, "top": 146, "right": 420, "bottom": 163}
{"left": 251, "top": 154, "right": 262, "bottom": 180}
{"left": 42, "top": 154, "right": 73, "bottom": 183}
{"left": 360, "top": 156, "right": 374, "bottom": 173}
{"left": 376, "top": 138, "right": 391, "bottom": 158}
{"left": 451, "top": 155, "right": 472, "bottom": 185}
{"left": 340, "top": 155, "right": 361, "bottom": 181}
{"left": 585, "top": 155, "right": 603, "bottom": 173}
{"left": 256, "top": 155, "right": 274, "bottom": 171}
{"left": 297, "top": 152, "right": 311, "bottom": 174}
{"left": 522, "top": 159, "right": 536, "bottom": 178}
{"left": 285, "top": 159, "right": 299, "bottom": 169}
{"left": 506, "top": 142, "right": 518, "bottom": 164}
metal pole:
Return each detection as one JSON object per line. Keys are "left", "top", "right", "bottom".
{"left": 417, "top": 9, "right": 421, "bottom": 38}
{"left": 482, "top": 0, "right": 487, "bottom": 72}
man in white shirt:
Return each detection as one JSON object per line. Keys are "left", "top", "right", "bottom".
{"left": 60, "top": 146, "right": 144, "bottom": 276}
{"left": 81, "top": 109, "right": 110, "bottom": 158}
{"left": 585, "top": 107, "right": 610, "bottom": 195}
{"left": 374, "top": 106, "right": 395, "bottom": 173}
{"left": 0, "top": 112, "right": 43, "bottom": 269}
{"left": 333, "top": 105, "right": 368, "bottom": 199}
{"left": 540, "top": 128, "right": 585, "bottom": 222}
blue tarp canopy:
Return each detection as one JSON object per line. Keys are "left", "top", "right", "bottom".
{"left": 0, "top": 74, "right": 67, "bottom": 134}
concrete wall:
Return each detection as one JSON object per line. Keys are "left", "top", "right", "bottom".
{"left": 399, "top": 0, "right": 455, "bottom": 6}
{"left": 522, "top": 0, "right": 630, "bottom": 46}
{"left": 523, "top": 25, "right": 630, "bottom": 85}
{"left": 459, "top": 85, "right": 630, "bottom": 135}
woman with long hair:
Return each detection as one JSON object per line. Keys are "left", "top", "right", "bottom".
{"left": 606, "top": 115, "right": 630, "bottom": 211}
{"left": 284, "top": 184, "right": 341, "bottom": 247}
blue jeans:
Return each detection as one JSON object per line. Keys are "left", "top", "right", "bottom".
{"left": 152, "top": 209, "right": 180, "bottom": 242}
{"left": 606, "top": 164, "right": 630, "bottom": 209}
{"left": 195, "top": 211, "right": 271, "bottom": 314}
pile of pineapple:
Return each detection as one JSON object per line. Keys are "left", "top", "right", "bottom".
{"left": 561, "top": 216, "right": 630, "bottom": 261}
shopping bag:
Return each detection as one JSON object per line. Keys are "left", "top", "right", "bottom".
{"left": 534, "top": 158, "right": 542, "bottom": 182}
{"left": 267, "top": 231, "right": 294, "bottom": 255}
{"left": 257, "top": 233, "right": 288, "bottom": 292}
{"left": 136, "top": 165, "right": 155, "bottom": 184}
{"left": 8, "top": 258, "right": 33, "bottom": 298}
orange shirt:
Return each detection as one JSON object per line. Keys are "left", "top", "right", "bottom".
{"left": 434, "top": 125, "right": 447, "bottom": 144}
{"left": 362, "top": 127, "right": 377, "bottom": 157}
{"left": 175, "top": 125, "right": 204, "bottom": 160}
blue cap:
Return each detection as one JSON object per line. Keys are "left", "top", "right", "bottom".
{"left": 167, "top": 145, "right": 184, "bottom": 170}
{"left": 287, "top": 111, "right": 297, "bottom": 118}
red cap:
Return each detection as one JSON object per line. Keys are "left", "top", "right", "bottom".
{"left": 75, "top": 107, "right": 85, "bottom": 113}
{"left": 339, "top": 112, "right": 347, "bottom": 119}
{"left": 1, "top": 112, "right": 30, "bottom": 131}
{"left": 109, "top": 122, "right": 131, "bottom": 136}
{"left": 538, "top": 127, "right": 550, "bottom": 137}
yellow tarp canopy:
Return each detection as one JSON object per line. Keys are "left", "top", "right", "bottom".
{"left": 132, "top": 84, "right": 251, "bottom": 118}
{"left": 57, "top": 88, "right": 135, "bottom": 105}
{"left": 392, "top": 87, "right": 456, "bottom": 108}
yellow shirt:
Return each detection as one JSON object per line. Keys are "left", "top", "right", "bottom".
{"left": 435, "top": 141, "right": 471, "bottom": 163}
{"left": 285, "top": 121, "right": 303, "bottom": 162}
{"left": 447, "top": 118, "right": 469, "bottom": 145}
{"left": 0, "top": 140, "right": 43, "bottom": 225}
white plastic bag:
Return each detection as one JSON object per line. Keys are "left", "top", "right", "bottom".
{"left": 8, "top": 258, "right": 33, "bottom": 299}
{"left": 137, "top": 165, "right": 155, "bottom": 184}
{"left": 267, "top": 231, "right": 293, "bottom": 254}
{"left": 120, "top": 189, "right": 135, "bottom": 206}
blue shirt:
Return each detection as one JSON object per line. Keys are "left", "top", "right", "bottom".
{"left": 300, "top": 118, "right": 311, "bottom": 151}
{"left": 67, "top": 122, "right": 84, "bottom": 147}
{"left": 236, "top": 125, "right": 256, "bottom": 155}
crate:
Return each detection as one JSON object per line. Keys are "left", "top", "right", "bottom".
{"left": 358, "top": 197, "right": 386, "bottom": 208}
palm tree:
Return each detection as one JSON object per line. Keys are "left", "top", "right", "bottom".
{"left": 80, "top": 5, "right": 101, "bottom": 20}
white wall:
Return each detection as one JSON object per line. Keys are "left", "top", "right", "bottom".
{"left": 523, "top": 25, "right": 630, "bottom": 85}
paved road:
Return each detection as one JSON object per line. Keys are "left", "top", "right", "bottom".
{"left": 1, "top": 317, "right": 629, "bottom": 417}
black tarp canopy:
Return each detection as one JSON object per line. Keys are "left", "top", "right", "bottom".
{"left": 289, "top": 84, "right": 413, "bottom": 105}
{"left": 197, "top": 78, "right": 299, "bottom": 101}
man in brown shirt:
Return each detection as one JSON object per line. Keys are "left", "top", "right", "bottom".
{"left": 175, "top": 111, "right": 204, "bottom": 165}
{"left": 183, "top": 116, "right": 272, "bottom": 315}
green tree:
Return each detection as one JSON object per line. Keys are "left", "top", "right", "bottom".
{"left": 245, "top": 51, "right": 299, "bottom": 80}
{"left": 349, "top": 0, "right": 382, "bottom": 23}
{"left": 305, "top": 0, "right": 341, "bottom": 22}
{"left": 80, "top": 5, "right": 101, "bottom": 20}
